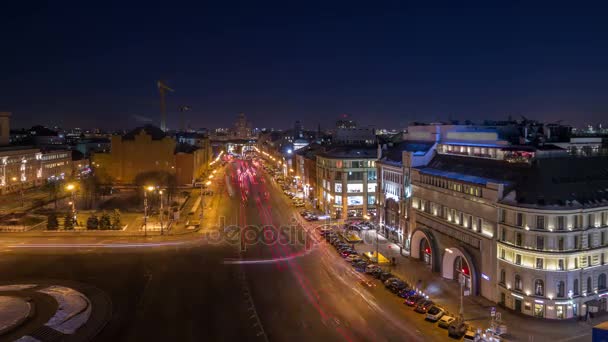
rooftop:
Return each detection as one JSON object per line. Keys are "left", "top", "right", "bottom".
{"left": 319, "top": 146, "right": 378, "bottom": 159}
{"left": 123, "top": 125, "right": 167, "bottom": 140}
{"left": 381, "top": 141, "right": 435, "bottom": 164}
{"left": 416, "top": 154, "right": 523, "bottom": 186}
{"left": 417, "top": 154, "right": 608, "bottom": 209}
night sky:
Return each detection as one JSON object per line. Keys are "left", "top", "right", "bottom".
{"left": 2, "top": 1, "right": 608, "bottom": 130}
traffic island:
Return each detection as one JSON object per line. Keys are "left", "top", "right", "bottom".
{"left": 0, "top": 296, "right": 33, "bottom": 335}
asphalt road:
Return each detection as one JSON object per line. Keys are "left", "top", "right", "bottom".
{"left": 0, "top": 159, "right": 454, "bottom": 342}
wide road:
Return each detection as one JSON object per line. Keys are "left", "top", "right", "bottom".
{"left": 0, "top": 158, "right": 452, "bottom": 342}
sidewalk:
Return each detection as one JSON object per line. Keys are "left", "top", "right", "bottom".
{"left": 353, "top": 230, "right": 594, "bottom": 341}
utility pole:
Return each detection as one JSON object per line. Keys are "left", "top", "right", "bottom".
{"left": 159, "top": 190, "right": 164, "bottom": 235}
{"left": 157, "top": 80, "right": 174, "bottom": 132}
{"left": 144, "top": 190, "right": 148, "bottom": 237}
{"left": 459, "top": 273, "right": 465, "bottom": 319}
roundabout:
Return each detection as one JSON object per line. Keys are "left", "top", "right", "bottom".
{"left": 0, "top": 282, "right": 111, "bottom": 341}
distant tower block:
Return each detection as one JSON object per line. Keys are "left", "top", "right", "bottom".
{"left": 0, "top": 112, "right": 11, "bottom": 146}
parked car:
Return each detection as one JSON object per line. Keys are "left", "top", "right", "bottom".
{"left": 462, "top": 329, "right": 478, "bottom": 342}
{"left": 387, "top": 282, "right": 408, "bottom": 293}
{"left": 352, "top": 261, "right": 368, "bottom": 272}
{"left": 404, "top": 295, "right": 424, "bottom": 306}
{"left": 370, "top": 269, "right": 384, "bottom": 278}
{"left": 365, "top": 264, "right": 381, "bottom": 274}
{"left": 379, "top": 272, "right": 394, "bottom": 281}
{"left": 425, "top": 305, "right": 445, "bottom": 322}
{"left": 414, "top": 300, "right": 434, "bottom": 314}
{"left": 340, "top": 249, "right": 357, "bottom": 257}
{"left": 437, "top": 314, "right": 456, "bottom": 329}
{"left": 345, "top": 254, "right": 362, "bottom": 262}
{"left": 448, "top": 320, "right": 469, "bottom": 338}
{"left": 397, "top": 288, "right": 416, "bottom": 299}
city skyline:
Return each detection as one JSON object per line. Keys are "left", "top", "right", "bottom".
{"left": 3, "top": 2, "right": 608, "bottom": 129}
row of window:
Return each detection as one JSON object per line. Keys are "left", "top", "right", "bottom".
{"left": 334, "top": 183, "right": 376, "bottom": 193}
{"left": 334, "top": 195, "right": 376, "bottom": 206}
{"left": 500, "top": 247, "right": 605, "bottom": 270}
{"left": 501, "top": 228, "right": 608, "bottom": 251}
{"left": 438, "top": 144, "right": 498, "bottom": 159}
{"left": 321, "top": 170, "right": 378, "bottom": 182}
{"left": 502, "top": 210, "right": 608, "bottom": 230}
{"left": 419, "top": 174, "right": 482, "bottom": 197}
{"left": 383, "top": 170, "right": 402, "bottom": 184}
{"left": 318, "top": 159, "right": 376, "bottom": 169}
{"left": 500, "top": 270, "right": 607, "bottom": 298}
{"left": 412, "top": 197, "right": 485, "bottom": 233}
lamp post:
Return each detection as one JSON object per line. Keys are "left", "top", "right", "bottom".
{"left": 159, "top": 189, "right": 164, "bottom": 235}
{"left": 144, "top": 185, "right": 155, "bottom": 237}
{"left": 65, "top": 183, "right": 77, "bottom": 225}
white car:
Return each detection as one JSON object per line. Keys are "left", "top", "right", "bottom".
{"left": 437, "top": 314, "right": 455, "bottom": 328}
{"left": 425, "top": 305, "right": 445, "bottom": 322}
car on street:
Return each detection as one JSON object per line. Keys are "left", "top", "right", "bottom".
{"left": 425, "top": 305, "right": 445, "bottom": 322}
{"left": 448, "top": 319, "right": 470, "bottom": 338}
{"left": 340, "top": 249, "right": 357, "bottom": 257}
{"left": 397, "top": 288, "right": 416, "bottom": 298}
{"left": 414, "top": 300, "right": 435, "bottom": 313}
{"left": 387, "top": 282, "right": 407, "bottom": 293}
{"left": 304, "top": 214, "right": 318, "bottom": 221}
{"left": 365, "top": 264, "right": 381, "bottom": 274}
{"left": 345, "top": 254, "right": 362, "bottom": 262}
{"left": 404, "top": 295, "right": 424, "bottom": 306}
{"left": 352, "top": 261, "right": 368, "bottom": 272}
{"left": 379, "top": 272, "right": 394, "bottom": 281}
{"left": 462, "top": 329, "right": 478, "bottom": 342}
{"left": 437, "top": 314, "right": 456, "bottom": 329}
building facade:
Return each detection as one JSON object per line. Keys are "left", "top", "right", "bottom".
{"left": 316, "top": 147, "right": 377, "bottom": 219}
{"left": 496, "top": 157, "right": 608, "bottom": 319}
{"left": 93, "top": 125, "right": 176, "bottom": 184}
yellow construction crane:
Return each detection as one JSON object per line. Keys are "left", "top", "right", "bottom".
{"left": 157, "top": 80, "right": 174, "bottom": 132}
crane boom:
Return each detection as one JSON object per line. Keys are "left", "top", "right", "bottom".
{"left": 158, "top": 80, "right": 174, "bottom": 132}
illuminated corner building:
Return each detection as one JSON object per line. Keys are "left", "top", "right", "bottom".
{"left": 405, "top": 123, "right": 537, "bottom": 303}
{"left": 316, "top": 146, "right": 378, "bottom": 220}
{"left": 0, "top": 112, "right": 72, "bottom": 194}
{"left": 375, "top": 141, "right": 434, "bottom": 247}
{"left": 294, "top": 143, "right": 325, "bottom": 205}
{"left": 92, "top": 125, "right": 175, "bottom": 184}
{"left": 496, "top": 157, "right": 608, "bottom": 319}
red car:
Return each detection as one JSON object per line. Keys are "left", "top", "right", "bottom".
{"left": 404, "top": 295, "right": 424, "bottom": 306}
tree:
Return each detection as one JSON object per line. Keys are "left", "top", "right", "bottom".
{"left": 86, "top": 214, "right": 99, "bottom": 230}
{"left": 63, "top": 213, "right": 74, "bottom": 230}
{"left": 43, "top": 179, "right": 64, "bottom": 210}
{"left": 47, "top": 213, "right": 59, "bottom": 230}
{"left": 111, "top": 209, "right": 122, "bottom": 230}
{"left": 99, "top": 212, "right": 111, "bottom": 230}
{"left": 81, "top": 176, "right": 99, "bottom": 209}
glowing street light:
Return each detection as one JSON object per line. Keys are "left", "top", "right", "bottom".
{"left": 143, "top": 185, "right": 155, "bottom": 236}
{"left": 65, "top": 183, "right": 77, "bottom": 224}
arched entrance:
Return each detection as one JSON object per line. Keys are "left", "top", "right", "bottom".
{"left": 442, "top": 247, "right": 478, "bottom": 296}
{"left": 410, "top": 229, "right": 438, "bottom": 271}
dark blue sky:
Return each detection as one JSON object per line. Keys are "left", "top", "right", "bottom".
{"left": 2, "top": 1, "right": 608, "bottom": 130}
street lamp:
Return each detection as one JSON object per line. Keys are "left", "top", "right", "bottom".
{"left": 143, "top": 185, "right": 155, "bottom": 237}
{"left": 200, "top": 180, "right": 212, "bottom": 222}
{"left": 65, "top": 183, "right": 77, "bottom": 224}
{"left": 159, "top": 189, "right": 164, "bottom": 235}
